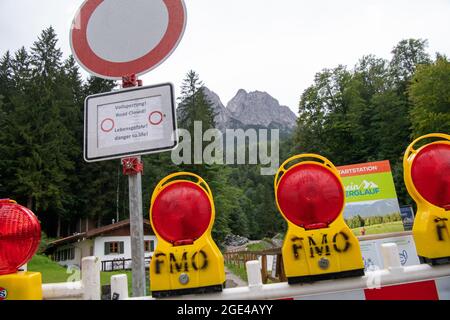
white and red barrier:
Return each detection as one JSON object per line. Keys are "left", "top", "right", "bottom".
{"left": 115, "top": 243, "right": 450, "bottom": 300}
{"left": 38, "top": 244, "right": 450, "bottom": 300}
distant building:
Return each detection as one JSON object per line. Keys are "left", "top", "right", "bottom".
{"left": 44, "top": 219, "right": 157, "bottom": 271}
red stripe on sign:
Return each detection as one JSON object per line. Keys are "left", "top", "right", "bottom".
{"left": 364, "top": 281, "right": 439, "bottom": 300}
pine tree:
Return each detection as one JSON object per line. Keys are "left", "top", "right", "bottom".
{"left": 0, "top": 27, "right": 79, "bottom": 234}
{"left": 0, "top": 51, "right": 13, "bottom": 98}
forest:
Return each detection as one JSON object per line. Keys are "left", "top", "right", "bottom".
{"left": 0, "top": 27, "right": 449, "bottom": 243}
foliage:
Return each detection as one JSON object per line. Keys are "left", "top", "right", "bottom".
{"left": 0, "top": 27, "right": 124, "bottom": 234}
{"left": 409, "top": 55, "right": 450, "bottom": 137}
{"left": 246, "top": 240, "right": 273, "bottom": 251}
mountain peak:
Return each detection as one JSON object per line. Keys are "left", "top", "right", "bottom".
{"left": 226, "top": 89, "right": 297, "bottom": 130}
{"left": 200, "top": 86, "right": 297, "bottom": 132}
{"left": 236, "top": 88, "right": 247, "bottom": 96}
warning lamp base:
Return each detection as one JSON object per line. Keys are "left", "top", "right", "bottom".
{"left": 419, "top": 256, "right": 450, "bottom": 266}
{"left": 0, "top": 272, "right": 43, "bottom": 300}
{"left": 287, "top": 268, "right": 365, "bottom": 285}
{"left": 152, "top": 283, "right": 224, "bottom": 299}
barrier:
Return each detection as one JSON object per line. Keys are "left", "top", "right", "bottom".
{"left": 42, "top": 257, "right": 100, "bottom": 300}
{"left": 35, "top": 244, "right": 450, "bottom": 300}
{"left": 110, "top": 244, "right": 450, "bottom": 300}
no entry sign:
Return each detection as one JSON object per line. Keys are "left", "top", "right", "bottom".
{"left": 84, "top": 83, "right": 178, "bottom": 162}
{"left": 70, "top": 0, "right": 187, "bottom": 79}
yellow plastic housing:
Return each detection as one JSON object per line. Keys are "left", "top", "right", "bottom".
{"left": 149, "top": 172, "right": 225, "bottom": 297}
{"left": 403, "top": 133, "right": 450, "bottom": 264}
{"left": 0, "top": 272, "right": 43, "bottom": 300}
{"left": 275, "top": 154, "right": 364, "bottom": 283}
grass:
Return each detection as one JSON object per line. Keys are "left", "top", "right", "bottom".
{"left": 28, "top": 255, "right": 151, "bottom": 297}
{"left": 28, "top": 254, "right": 70, "bottom": 283}
{"left": 351, "top": 221, "right": 405, "bottom": 236}
{"left": 225, "top": 262, "right": 247, "bottom": 282}
{"left": 246, "top": 239, "right": 273, "bottom": 251}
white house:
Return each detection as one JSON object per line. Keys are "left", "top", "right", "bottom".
{"left": 45, "top": 219, "right": 157, "bottom": 271}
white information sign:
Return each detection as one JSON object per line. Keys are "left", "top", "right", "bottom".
{"left": 360, "top": 234, "right": 420, "bottom": 271}
{"left": 84, "top": 83, "right": 177, "bottom": 162}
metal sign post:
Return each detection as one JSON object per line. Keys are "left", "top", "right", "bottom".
{"left": 128, "top": 163, "right": 146, "bottom": 297}
{"left": 122, "top": 154, "right": 146, "bottom": 297}
{"left": 121, "top": 77, "right": 145, "bottom": 297}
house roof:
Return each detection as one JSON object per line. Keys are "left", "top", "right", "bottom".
{"left": 45, "top": 219, "right": 154, "bottom": 252}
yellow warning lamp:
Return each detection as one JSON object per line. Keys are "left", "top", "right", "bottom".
{"left": 0, "top": 199, "right": 43, "bottom": 300}
{"left": 149, "top": 172, "right": 225, "bottom": 298}
{"left": 274, "top": 154, "right": 365, "bottom": 284}
{"left": 403, "top": 133, "right": 450, "bottom": 265}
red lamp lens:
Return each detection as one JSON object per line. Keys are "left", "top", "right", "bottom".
{"left": 0, "top": 200, "right": 41, "bottom": 275}
{"left": 277, "top": 164, "right": 344, "bottom": 229}
{"left": 152, "top": 182, "right": 212, "bottom": 244}
{"left": 411, "top": 143, "right": 450, "bottom": 209}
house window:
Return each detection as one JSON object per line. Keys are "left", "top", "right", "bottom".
{"left": 144, "top": 240, "right": 155, "bottom": 252}
{"left": 105, "top": 241, "right": 124, "bottom": 255}
{"left": 54, "top": 247, "right": 75, "bottom": 262}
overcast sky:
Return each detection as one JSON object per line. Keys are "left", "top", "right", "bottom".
{"left": 1, "top": 0, "right": 450, "bottom": 114}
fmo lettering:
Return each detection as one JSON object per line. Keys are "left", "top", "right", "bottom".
{"left": 435, "top": 218, "right": 449, "bottom": 242}
{"left": 154, "top": 250, "right": 209, "bottom": 274}
{"left": 290, "top": 232, "right": 351, "bottom": 259}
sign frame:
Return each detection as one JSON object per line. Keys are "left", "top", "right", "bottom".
{"left": 84, "top": 83, "right": 178, "bottom": 162}
{"left": 70, "top": 0, "right": 187, "bottom": 80}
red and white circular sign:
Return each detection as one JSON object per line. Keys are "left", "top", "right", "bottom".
{"left": 70, "top": 0, "right": 187, "bottom": 79}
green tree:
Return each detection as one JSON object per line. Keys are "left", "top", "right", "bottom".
{"left": 292, "top": 39, "right": 434, "bottom": 207}
{"left": 0, "top": 27, "right": 84, "bottom": 234}
{"left": 389, "top": 39, "right": 431, "bottom": 88}
{"left": 178, "top": 70, "right": 216, "bottom": 133}
{"left": 409, "top": 55, "right": 450, "bottom": 136}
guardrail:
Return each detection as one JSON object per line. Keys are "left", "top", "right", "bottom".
{"left": 116, "top": 243, "right": 450, "bottom": 300}
{"left": 38, "top": 232, "right": 450, "bottom": 300}
{"left": 42, "top": 257, "right": 100, "bottom": 300}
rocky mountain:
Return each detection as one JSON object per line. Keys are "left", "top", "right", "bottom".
{"left": 202, "top": 87, "right": 297, "bottom": 133}
{"left": 201, "top": 87, "right": 241, "bottom": 131}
